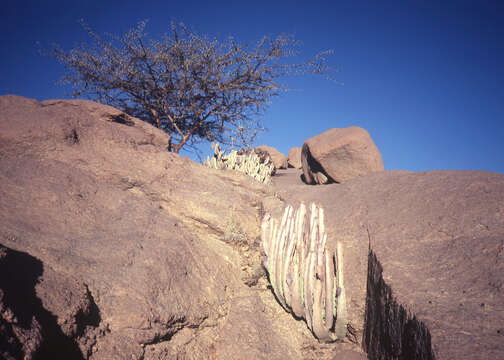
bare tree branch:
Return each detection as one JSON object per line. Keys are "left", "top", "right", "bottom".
{"left": 47, "top": 20, "right": 337, "bottom": 153}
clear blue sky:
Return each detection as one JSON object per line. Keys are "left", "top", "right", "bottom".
{"left": 1, "top": 0, "right": 503, "bottom": 173}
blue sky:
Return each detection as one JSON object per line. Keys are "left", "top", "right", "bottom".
{"left": 1, "top": 0, "right": 503, "bottom": 173}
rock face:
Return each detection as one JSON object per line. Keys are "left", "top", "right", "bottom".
{"left": 287, "top": 147, "right": 302, "bottom": 169}
{"left": 270, "top": 168, "right": 504, "bottom": 360}
{"left": 1, "top": 245, "right": 43, "bottom": 360}
{"left": 255, "top": 145, "right": 288, "bottom": 170}
{"left": 1, "top": 95, "right": 337, "bottom": 359}
{"left": 301, "top": 127, "right": 384, "bottom": 184}
{"left": 2, "top": 95, "right": 503, "bottom": 360}
{"left": 0, "top": 244, "right": 100, "bottom": 359}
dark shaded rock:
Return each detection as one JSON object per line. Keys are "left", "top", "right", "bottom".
{"left": 35, "top": 266, "right": 102, "bottom": 358}
{"left": 364, "top": 251, "right": 435, "bottom": 360}
{"left": 0, "top": 245, "right": 43, "bottom": 360}
{"left": 0, "top": 244, "right": 83, "bottom": 360}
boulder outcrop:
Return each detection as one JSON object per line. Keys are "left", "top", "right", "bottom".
{"left": 301, "top": 127, "right": 384, "bottom": 184}
{"left": 255, "top": 145, "right": 288, "bottom": 170}
{"left": 287, "top": 147, "right": 302, "bottom": 169}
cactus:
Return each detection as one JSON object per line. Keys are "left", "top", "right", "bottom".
{"left": 261, "top": 202, "right": 347, "bottom": 342}
{"left": 203, "top": 142, "right": 275, "bottom": 184}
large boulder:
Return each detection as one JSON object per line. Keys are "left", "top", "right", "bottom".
{"left": 287, "top": 147, "right": 302, "bottom": 169}
{"left": 301, "top": 126, "right": 384, "bottom": 184}
{"left": 255, "top": 145, "right": 288, "bottom": 170}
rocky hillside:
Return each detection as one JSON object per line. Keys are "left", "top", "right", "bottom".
{"left": 271, "top": 168, "right": 504, "bottom": 360}
{"left": 1, "top": 95, "right": 503, "bottom": 359}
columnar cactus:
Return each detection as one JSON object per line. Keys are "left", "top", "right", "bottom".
{"left": 203, "top": 142, "right": 275, "bottom": 184}
{"left": 261, "top": 203, "right": 347, "bottom": 342}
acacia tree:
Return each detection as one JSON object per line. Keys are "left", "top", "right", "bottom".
{"left": 50, "top": 21, "right": 335, "bottom": 153}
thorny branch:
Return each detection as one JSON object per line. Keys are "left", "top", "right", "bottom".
{"left": 48, "top": 20, "right": 337, "bottom": 153}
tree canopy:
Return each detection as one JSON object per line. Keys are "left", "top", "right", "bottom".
{"left": 50, "top": 21, "right": 335, "bottom": 153}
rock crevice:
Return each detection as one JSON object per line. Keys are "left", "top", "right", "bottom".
{"left": 363, "top": 250, "right": 436, "bottom": 360}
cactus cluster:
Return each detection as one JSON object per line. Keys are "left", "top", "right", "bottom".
{"left": 261, "top": 203, "right": 347, "bottom": 342}
{"left": 203, "top": 142, "right": 275, "bottom": 184}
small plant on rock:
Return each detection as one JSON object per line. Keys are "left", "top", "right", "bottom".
{"left": 203, "top": 142, "right": 275, "bottom": 184}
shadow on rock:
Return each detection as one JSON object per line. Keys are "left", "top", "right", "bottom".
{"left": 363, "top": 250, "right": 436, "bottom": 360}
{"left": 0, "top": 244, "right": 84, "bottom": 360}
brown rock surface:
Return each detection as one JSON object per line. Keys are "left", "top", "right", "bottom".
{"left": 0, "top": 95, "right": 365, "bottom": 359}
{"left": 255, "top": 145, "right": 288, "bottom": 169}
{"left": 270, "top": 168, "right": 504, "bottom": 360}
{"left": 2, "top": 95, "right": 502, "bottom": 359}
{"left": 287, "top": 146, "right": 302, "bottom": 169}
{"left": 301, "top": 126, "right": 384, "bottom": 184}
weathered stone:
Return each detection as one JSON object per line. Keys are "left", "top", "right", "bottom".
{"left": 8, "top": 95, "right": 499, "bottom": 359}
{"left": 2, "top": 95, "right": 366, "bottom": 359}
{"left": 301, "top": 127, "right": 384, "bottom": 184}
{"left": 287, "top": 147, "right": 302, "bottom": 168}
{"left": 269, "top": 168, "right": 504, "bottom": 360}
{"left": 0, "top": 245, "right": 43, "bottom": 360}
{"left": 255, "top": 145, "right": 288, "bottom": 169}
